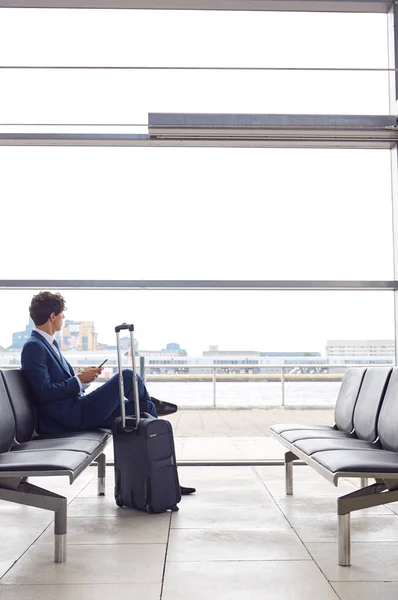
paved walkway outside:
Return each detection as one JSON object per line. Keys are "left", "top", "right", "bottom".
{"left": 168, "top": 407, "right": 335, "bottom": 437}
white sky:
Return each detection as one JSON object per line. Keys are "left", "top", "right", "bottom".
{"left": 0, "top": 9, "right": 396, "bottom": 354}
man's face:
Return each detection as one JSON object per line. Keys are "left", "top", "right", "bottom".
{"left": 53, "top": 311, "right": 64, "bottom": 332}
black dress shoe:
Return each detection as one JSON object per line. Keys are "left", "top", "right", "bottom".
{"left": 180, "top": 485, "right": 196, "bottom": 495}
{"left": 151, "top": 397, "right": 178, "bottom": 416}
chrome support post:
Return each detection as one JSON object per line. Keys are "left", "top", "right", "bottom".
{"left": 338, "top": 513, "right": 350, "bottom": 566}
{"left": 284, "top": 451, "right": 297, "bottom": 496}
{"left": 212, "top": 367, "right": 216, "bottom": 409}
{"left": 360, "top": 478, "right": 369, "bottom": 488}
{"left": 281, "top": 367, "right": 285, "bottom": 407}
{"left": 54, "top": 534, "right": 67, "bottom": 563}
{"left": 54, "top": 498, "right": 67, "bottom": 563}
{"left": 97, "top": 453, "right": 106, "bottom": 496}
{"left": 285, "top": 461, "right": 293, "bottom": 495}
{"left": 0, "top": 479, "right": 70, "bottom": 563}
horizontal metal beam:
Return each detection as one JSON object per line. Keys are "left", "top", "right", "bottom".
{"left": 0, "top": 280, "right": 395, "bottom": 290}
{"left": 0, "top": 0, "right": 392, "bottom": 12}
{"left": 148, "top": 113, "right": 398, "bottom": 149}
{"left": 1, "top": 131, "right": 397, "bottom": 150}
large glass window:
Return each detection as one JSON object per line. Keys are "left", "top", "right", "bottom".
{"left": 0, "top": 7, "right": 395, "bottom": 460}
{"left": 0, "top": 10, "right": 389, "bottom": 122}
{"left": 0, "top": 289, "right": 394, "bottom": 409}
{"left": 0, "top": 147, "right": 393, "bottom": 280}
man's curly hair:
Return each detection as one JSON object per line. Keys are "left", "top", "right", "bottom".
{"left": 29, "top": 292, "right": 66, "bottom": 326}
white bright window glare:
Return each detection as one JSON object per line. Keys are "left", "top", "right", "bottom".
{"left": 0, "top": 290, "right": 394, "bottom": 357}
{"left": 0, "top": 11, "right": 390, "bottom": 123}
{"left": 0, "top": 10, "right": 388, "bottom": 67}
{"left": 0, "top": 147, "right": 393, "bottom": 280}
{"left": 0, "top": 70, "right": 389, "bottom": 125}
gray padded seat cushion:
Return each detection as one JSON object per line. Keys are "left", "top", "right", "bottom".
{"left": 1, "top": 370, "right": 112, "bottom": 446}
{"left": 0, "top": 377, "right": 16, "bottom": 453}
{"left": 0, "top": 449, "right": 89, "bottom": 478}
{"left": 34, "top": 430, "right": 111, "bottom": 444}
{"left": 270, "top": 367, "right": 366, "bottom": 437}
{"left": 311, "top": 449, "right": 398, "bottom": 474}
{"left": 375, "top": 368, "right": 398, "bottom": 452}
{"left": 334, "top": 367, "right": 367, "bottom": 433}
{"left": 280, "top": 429, "right": 352, "bottom": 443}
{"left": 270, "top": 424, "right": 333, "bottom": 435}
{"left": 350, "top": 366, "right": 392, "bottom": 442}
{"left": 1, "top": 369, "right": 36, "bottom": 443}
{"left": 11, "top": 438, "right": 102, "bottom": 454}
{"left": 293, "top": 437, "right": 380, "bottom": 456}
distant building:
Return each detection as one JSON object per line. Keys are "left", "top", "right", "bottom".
{"left": 139, "top": 343, "right": 188, "bottom": 373}
{"left": 200, "top": 347, "right": 327, "bottom": 374}
{"left": 61, "top": 320, "right": 98, "bottom": 351}
{"left": 326, "top": 339, "right": 395, "bottom": 366}
{"left": 9, "top": 318, "right": 34, "bottom": 350}
{"left": 101, "top": 337, "right": 133, "bottom": 352}
{"left": 260, "top": 351, "right": 327, "bottom": 374}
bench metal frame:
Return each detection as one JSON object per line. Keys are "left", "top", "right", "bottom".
{"left": 0, "top": 451, "right": 107, "bottom": 563}
{"left": 271, "top": 429, "right": 398, "bottom": 567}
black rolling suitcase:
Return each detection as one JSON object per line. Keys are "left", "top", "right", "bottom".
{"left": 112, "top": 323, "right": 181, "bottom": 513}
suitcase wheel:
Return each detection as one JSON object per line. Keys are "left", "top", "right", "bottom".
{"left": 171, "top": 505, "right": 179, "bottom": 512}
{"left": 115, "top": 494, "right": 124, "bottom": 508}
{"left": 146, "top": 504, "right": 153, "bottom": 514}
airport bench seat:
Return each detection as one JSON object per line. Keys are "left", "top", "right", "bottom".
{"left": 0, "top": 369, "right": 111, "bottom": 564}
{"left": 270, "top": 366, "right": 398, "bottom": 567}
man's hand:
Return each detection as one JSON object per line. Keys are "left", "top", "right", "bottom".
{"left": 77, "top": 367, "right": 102, "bottom": 384}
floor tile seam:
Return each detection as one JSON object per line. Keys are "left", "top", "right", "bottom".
{"left": 164, "top": 558, "right": 315, "bottom": 562}
{"left": 251, "top": 468, "right": 305, "bottom": 530}
{"left": 251, "top": 466, "right": 291, "bottom": 506}
{"left": 197, "top": 410, "right": 206, "bottom": 434}
{"left": 35, "top": 542, "right": 169, "bottom": 546}
{"left": 51, "top": 514, "right": 171, "bottom": 520}
{"left": 229, "top": 437, "right": 253, "bottom": 460}
{"left": 0, "top": 583, "right": 160, "bottom": 587}
{"left": 171, "top": 410, "right": 183, "bottom": 432}
{"left": 330, "top": 579, "right": 398, "bottom": 583}
{"left": 268, "top": 493, "right": 341, "bottom": 594}
{"left": 280, "top": 513, "right": 398, "bottom": 520}
{"left": 304, "top": 540, "right": 398, "bottom": 545}
{"left": 0, "top": 525, "right": 50, "bottom": 582}
{"left": 297, "top": 540, "right": 340, "bottom": 587}
{"left": 169, "top": 490, "right": 282, "bottom": 502}
{"left": 159, "top": 512, "right": 173, "bottom": 599}
{"left": 74, "top": 475, "right": 98, "bottom": 499}
{"left": 237, "top": 409, "right": 264, "bottom": 433}
{"left": 212, "top": 410, "right": 234, "bottom": 433}
{"left": 168, "top": 526, "right": 300, "bottom": 532}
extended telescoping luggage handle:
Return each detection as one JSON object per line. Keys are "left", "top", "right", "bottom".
{"left": 115, "top": 322, "right": 140, "bottom": 430}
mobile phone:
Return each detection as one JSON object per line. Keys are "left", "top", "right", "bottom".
{"left": 98, "top": 359, "right": 108, "bottom": 368}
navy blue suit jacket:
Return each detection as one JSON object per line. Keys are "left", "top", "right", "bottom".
{"left": 21, "top": 331, "right": 84, "bottom": 433}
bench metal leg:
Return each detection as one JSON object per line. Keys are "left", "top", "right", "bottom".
{"left": 338, "top": 513, "right": 350, "bottom": 566}
{"left": 337, "top": 479, "right": 398, "bottom": 567}
{"left": 0, "top": 478, "right": 68, "bottom": 563}
{"left": 54, "top": 498, "right": 67, "bottom": 563}
{"left": 360, "top": 478, "right": 369, "bottom": 488}
{"left": 285, "top": 451, "right": 298, "bottom": 496}
{"left": 97, "top": 453, "right": 106, "bottom": 496}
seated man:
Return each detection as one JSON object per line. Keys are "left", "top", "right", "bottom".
{"left": 21, "top": 291, "right": 194, "bottom": 495}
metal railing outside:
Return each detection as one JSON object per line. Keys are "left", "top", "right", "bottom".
{"left": 1, "top": 361, "right": 393, "bottom": 408}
